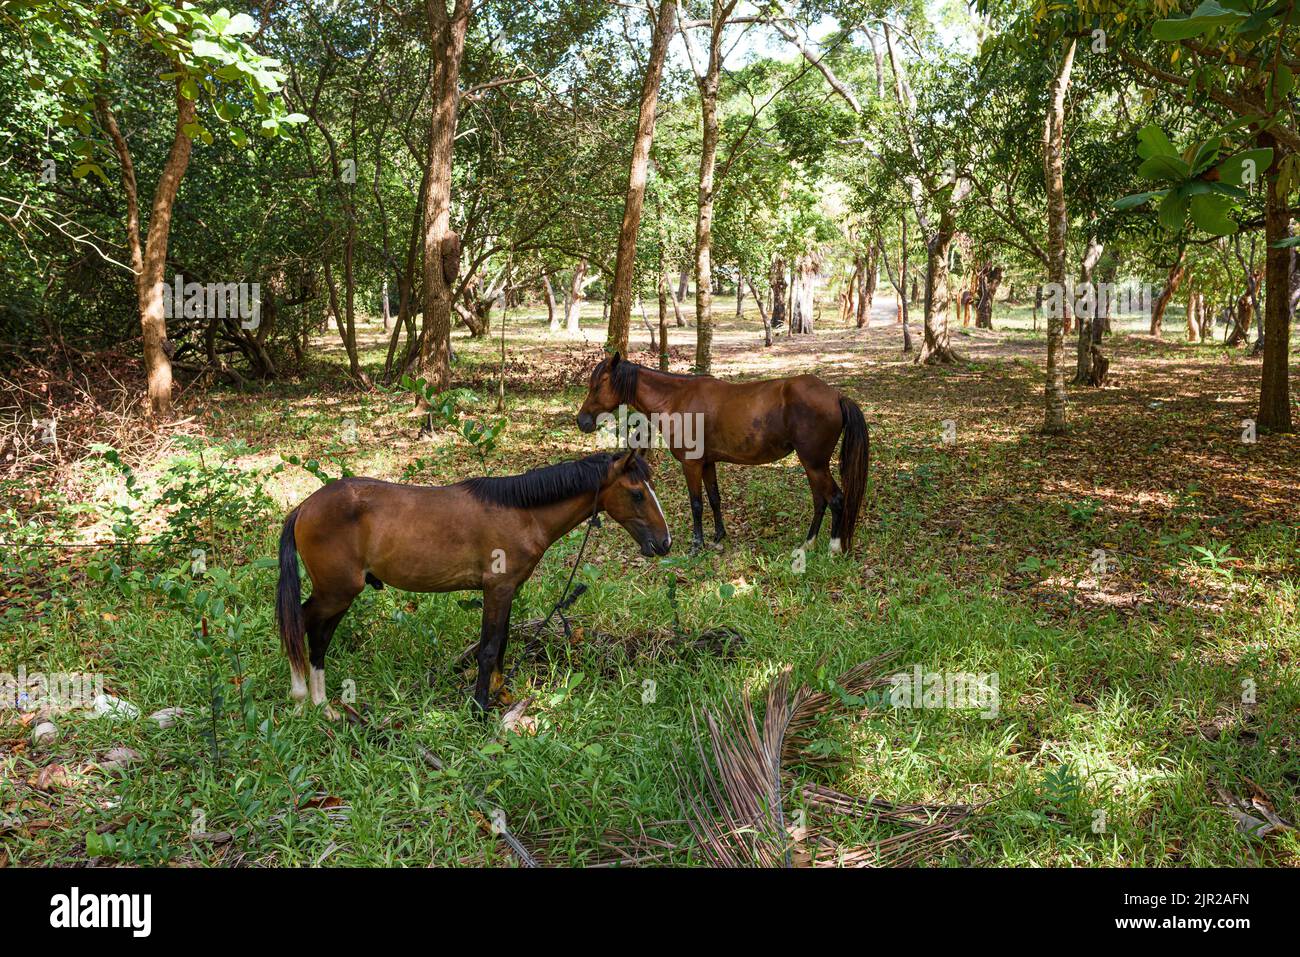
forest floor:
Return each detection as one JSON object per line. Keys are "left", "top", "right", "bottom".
{"left": 2, "top": 293, "right": 1298, "bottom": 866}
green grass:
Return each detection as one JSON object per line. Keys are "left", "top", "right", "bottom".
{"left": 2, "top": 298, "right": 1298, "bottom": 867}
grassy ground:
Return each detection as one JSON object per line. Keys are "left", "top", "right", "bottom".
{"left": 2, "top": 293, "right": 1298, "bottom": 867}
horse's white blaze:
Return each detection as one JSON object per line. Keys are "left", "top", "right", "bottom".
{"left": 309, "top": 667, "right": 327, "bottom": 706}
{"left": 290, "top": 666, "right": 307, "bottom": 702}
{"left": 646, "top": 482, "right": 669, "bottom": 547}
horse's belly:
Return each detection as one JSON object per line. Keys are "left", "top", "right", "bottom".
{"left": 366, "top": 539, "right": 484, "bottom": 593}
{"left": 373, "top": 564, "right": 481, "bottom": 593}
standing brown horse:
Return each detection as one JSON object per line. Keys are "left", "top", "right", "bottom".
{"left": 276, "top": 449, "right": 669, "bottom": 715}
{"left": 576, "top": 355, "right": 868, "bottom": 553}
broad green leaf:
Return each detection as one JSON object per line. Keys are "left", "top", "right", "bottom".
{"left": 1138, "top": 154, "right": 1190, "bottom": 182}
{"left": 1112, "top": 190, "right": 1162, "bottom": 210}
{"left": 1217, "top": 148, "right": 1273, "bottom": 187}
{"left": 1157, "top": 190, "right": 1190, "bottom": 232}
{"left": 1136, "top": 125, "right": 1177, "bottom": 160}
{"left": 1189, "top": 192, "right": 1238, "bottom": 235}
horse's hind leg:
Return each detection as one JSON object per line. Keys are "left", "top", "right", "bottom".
{"left": 304, "top": 589, "right": 358, "bottom": 720}
{"left": 683, "top": 458, "right": 706, "bottom": 552}
{"left": 797, "top": 452, "right": 838, "bottom": 552}
{"left": 703, "top": 462, "right": 726, "bottom": 544}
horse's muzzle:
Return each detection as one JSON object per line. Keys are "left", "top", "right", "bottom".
{"left": 576, "top": 412, "right": 596, "bottom": 433}
{"left": 641, "top": 535, "right": 672, "bottom": 557}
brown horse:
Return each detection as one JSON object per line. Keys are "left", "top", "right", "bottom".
{"left": 276, "top": 449, "right": 669, "bottom": 715}
{"left": 576, "top": 354, "right": 868, "bottom": 553}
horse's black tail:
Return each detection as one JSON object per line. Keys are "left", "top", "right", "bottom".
{"left": 838, "top": 397, "right": 869, "bottom": 552}
{"left": 276, "top": 509, "right": 306, "bottom": 677}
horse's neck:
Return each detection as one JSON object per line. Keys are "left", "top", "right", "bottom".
{"left": 634, "top": 367, "right": 685, "bottom": 413}
{"left": 532, "top": 490, "right": 600, "bottom": 547}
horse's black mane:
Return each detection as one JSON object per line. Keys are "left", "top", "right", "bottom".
{"left": 462, "top": 451, "right": 651, "bottom": 509}
{"left": 593, "top": 356, "right": 697, "bottom": 405}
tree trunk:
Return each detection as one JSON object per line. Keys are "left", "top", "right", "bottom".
{"left": 692, "top": 7, "right": 726, "bottom": 374}
{"left": 1150, "top": 252, "right": 1185, "bottom": 337}
{"left": 382, "top": 280, "right": 392, "bottom": 333}
{"left": 1042, "top": 39, "right": 1076, "bottom": 435}
{"left": 770, "top": 257, "right": 787, "bottom": 330}
{"left": 856, "top": 246, "right": 877, "bottom": 328}
{"left": 419, "top": 0, "right": 471, "bottom": 393}
{"left": 735, "top": 270, "right": 744, "bottom": 318}
{"left": 1258, "top": 131, "right": 1294, "bottom": 432}
{"left": 677, "top": 266, "right": 689, "bottom": 307}
{"left": 975, "top": 264, "right": 1002, "bottom": 330}
{"left": 607, "top": 0, "right": 676, "bottom": 356}
{"left": 658, "top": 268, "right": 670, "bottom": 370}
{"left": 748, "top": 277, "right": 772, "bottom": 346}
{"left": 98, "top": 81, "right": 194, "bottom": 418}
{"left": 916, "top": 209, "right": 958, "bottom": 364}
{"left": 792, "top": 253, "right": 817, "bottom": 334}
{"left": 1073, "top": 237, "right": 1104, "bottom": 385}
{"left": 566, "top": 260, "right": 589, "bottom": 333}
{"left": 543, "top": 274, "right": 559, "bottom": 331}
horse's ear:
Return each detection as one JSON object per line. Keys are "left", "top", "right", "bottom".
{"left": 612, "top": 446, "right": 637, "bottom": 475}
{"left": 610, "top": 351, "right": 622, "bottom": 369}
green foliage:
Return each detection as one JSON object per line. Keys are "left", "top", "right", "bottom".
{"left": 398, "top": 376, "right": 507, "bottom": 462}
{"left": 1115, "top": 124, "right": 1271, "bottom": 236}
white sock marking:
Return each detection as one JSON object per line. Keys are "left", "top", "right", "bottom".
{"left": 310, "top": 667, "right": 327, "bottom": 706}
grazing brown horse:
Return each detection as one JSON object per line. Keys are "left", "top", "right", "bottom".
{"left": 576, "top": 354, "right": 868, "bottom": 553}
{"left": 276, "top": 449, "right": 669, "bottom": 715}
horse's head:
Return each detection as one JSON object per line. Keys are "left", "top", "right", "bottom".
{"left": 577, "top": 353, "right": 626, "bottom": 433}
{"left": 598, "top": 448, "right": 670, "bottom": 557}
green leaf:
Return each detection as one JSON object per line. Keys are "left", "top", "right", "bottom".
{"left": 225, "top": 13, "right": 257, "bottom": 35}
{"left": 1138, "top": 154, "right": 1190, "bottom": 183}
{"left": 1136, "top": 125, "right": 1177, "bottom": 160}
{"left": 190, "top": 38, "right": 225, "bottom": 60}
{"left": 1217, "top": 148, "right": 1273, "bottom": 187}
{"left": 1112, "top": 190, "right": 1162, "bottom": 210}
{"left": 1188, "top": 192, "right": 1238, "bottom": 235}
{"left": 1157, "top": 190, "right": 1190, "bottom": 232}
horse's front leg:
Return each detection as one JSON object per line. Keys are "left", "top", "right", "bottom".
{"left": 684, "top": 459, "right": 706, "bottom": 553}
{"left": 473, "top": 583, "right": 516, "bottom": 714}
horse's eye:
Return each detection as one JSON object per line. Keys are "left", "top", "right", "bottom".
{"left": 631, "top": 490, "right": 645, "bottom": 503}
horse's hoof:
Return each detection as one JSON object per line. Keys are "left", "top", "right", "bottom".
{"left": 320, "top": 703, "right": 341, "bottom": 722}
{"left": 829, "top": 538, "right": 843, "bottom": 555}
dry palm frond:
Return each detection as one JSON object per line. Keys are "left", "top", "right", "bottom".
{"left": 677, "top": 652, "right": 977, "bottom": 868}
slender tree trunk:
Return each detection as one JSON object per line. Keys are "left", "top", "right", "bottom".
{"left": 658, "top": 267, "right": 670, "bottom": 370}
{"left": 857, "top": 246, "right": 876, "bottom": 328}
{"left": 419, "top": 0, "right": 470, "bottom": 393}
{"left": 1259, "top": 131, "right": 1294, "bottom": 432}
{"left": 748, "top": 277, "right": 772, "bottom": 346}
{"left": 1073, "top": 237, "right": 1104, "bottom": 384}
{"left": 543, "top": 274, "right": 559, "bottom": 332}
{"left": 566, "top": 260, "right": 589, "bottom": 333}
{"left": 770, "top": 257, "right": 787, "bottom": 331}
{"left": 606, "top": 0, "right": 676, "bottom": 355}
{"left": 692, "top": 7, "right": 727, "bottom": 374}
{"left": 1150, "top": 251, "right": 1185, "bottom": 337}
{"left": 735, "top": 270, "right": 744, "bottom": 318}
{"left": 1042, "top": 39, "right": 1077, "bottom": 435}
{"left": 98, "top": 80, "right": 194, "bottom": 418}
